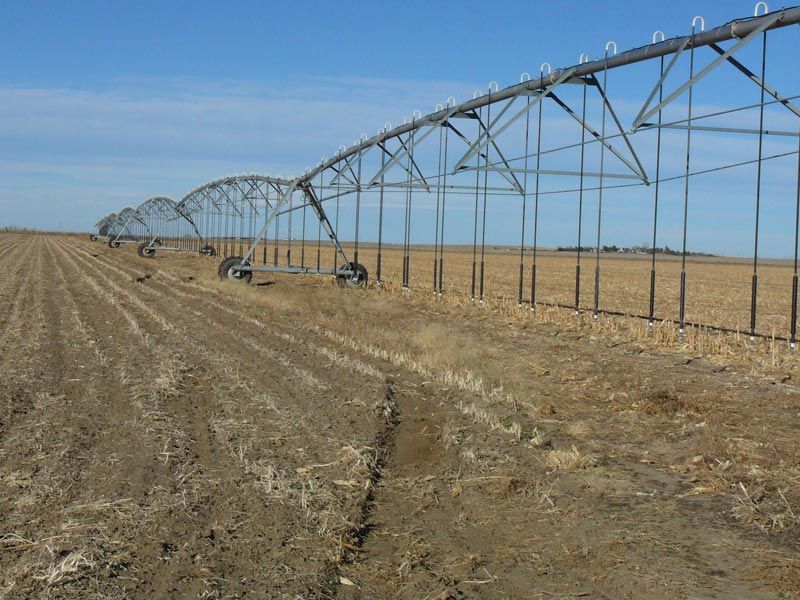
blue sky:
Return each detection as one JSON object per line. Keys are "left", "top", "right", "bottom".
{"left": 1, "top": 0, "right": 799, "bottom": 256}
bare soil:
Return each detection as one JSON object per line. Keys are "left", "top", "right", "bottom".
{"left": 0, "top": 233, "right": 798, "bottom": 599}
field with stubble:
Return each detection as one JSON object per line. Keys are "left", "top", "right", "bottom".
{"left": 1, "top": 232, "right": 799, "bottom": 598}
{"left": 262, "top": 240, "right": 798, "bottom": 339}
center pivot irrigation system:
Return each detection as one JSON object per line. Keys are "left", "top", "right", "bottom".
{"left": 96, "top": 4, "right": 800, "bottom": 342}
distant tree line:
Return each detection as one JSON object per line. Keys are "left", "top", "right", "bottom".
{"left": 556, "top": 244, "right": 714, "bottom": 256}
{"left": 1, "top": 226, "right": 37, "bottom": 232}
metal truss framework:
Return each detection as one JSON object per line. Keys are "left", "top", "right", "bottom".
{"left": 96, "top": 4, "right": 800, "bottom": 343}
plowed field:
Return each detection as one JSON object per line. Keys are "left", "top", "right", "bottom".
{"left": 0, "top": 233, "right": 798, "bottom": 598}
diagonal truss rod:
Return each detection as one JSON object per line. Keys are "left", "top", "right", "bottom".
{"left": 549, "top": 92, "right": 646, "bottom": 180}
{"left": 632, "top": 38, "right": 691, "bottom": 129}
{"left": 368, "top": 106, "right": 463, "bottom": 186}
{"left": 328, "top": 147, "right": 365, "bottom": 187}
{"left": 239, "top": 181, "right": 352, "bottom": 269}
{"left": 633, "top": 12, "right": 782, "bottom": 129}
{"left": 304, "top": 6, "right": 800, "bottom": 189}
{"left": 452, "top": 68, "right": 576, "bottom": 171}
{"left": 708, "top": 42, "right": 800, "bottom": 119}
{"left": 587, "top": 74, "right": 649, "bottom": 182}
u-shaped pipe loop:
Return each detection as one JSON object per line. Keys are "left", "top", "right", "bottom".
{"left": 652, "top": 30, "right": 665, "bottom": 43}
{"left": 754, "top": 2, "right": 768, "bottom": 16}
{"left": 692, "top": 16, "right": 705, "bottom": 32}
{"left": 605, "top": 41, "right": 617, "bottom": 56}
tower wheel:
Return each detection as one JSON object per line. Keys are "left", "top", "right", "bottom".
{"left": 137, "top": 243, "right": 156, "bottom": 258}
{"left": 337, "top": 262, "right": 368, "bottom": 289}
{"left": 218, "top": 256, "right": 252, "bottom": 283}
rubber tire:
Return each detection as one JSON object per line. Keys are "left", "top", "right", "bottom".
{"left": 108, "top": 239, "right": 120, "bottom": 248}
{"left": 137, "top": 243, "right": 155, "bottom": 258}
{"left": 200, "top": 245, "right": 217, "bottom": 257}
{"left": 89, "top": 234, "right": 98, "bottom": 242}
{"left": 336, "top": 262, "right": 368, "bottom": 289}
{"left": 218, "top": 256, "right": 252, "bottom": 283}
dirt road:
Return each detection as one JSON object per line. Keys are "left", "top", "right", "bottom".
{"left": 0, "top": 234, "right": 797, "bottom": 598}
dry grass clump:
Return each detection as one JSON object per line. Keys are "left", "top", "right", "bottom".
{"left": 544, "top": 446, "right": 598, "bottom": 471}
{"left": 732, "top": 480, "right": 799, "bottom": 532}
{"left": 637, "top": 390, "right": 703, "bottom": 417}
{"left": 564, "top": 420, "right": 590, "bottom": 438}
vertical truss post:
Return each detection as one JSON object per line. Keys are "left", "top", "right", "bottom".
{"left": 792, "top": 131, "right": 800, "bottom": 349}
{"left": 438, "top": 122, "right": 449, "bottom": 297}
{"left": 287, "top": 193, "right": 293, "bottom": 265}
{"left": 479, "top": 87, "right": 495, "bottom": 304}
{"left": 376, "top": 149, "right": 385, "bottom": 285}
{"left": 262, "top": 186, "right": 269, "bottom": 264}
{"left": 649, "top": 43, "right": 665, "bottom": 327}
{"left": 316, "top": 170, "right": 323, "bottom": 273}
{"left": 334, "top": 170, "right": 341, "bottom": 274}
{"left": 594, "top": 46, "right": 615, "bottom": 319}
{"left": 402, "top": 127, "right": 416, "bottom": 289}
{"left": 273, "top": 198, "right": 280, "bottom": 266}
{"left": 531, "top": 75, "right": 545, "bottom": 312}
{"left": 518, "top": 89, "right": 532, "bottom": 307}
{"left": 353, "top": 148, "right": 363, "bottom": 272}
{"left": 679, "top": 22, "right": 700, "bottom": 334}
{"left": 750, "top": 30, "right": 768, "bottom": 340}
{"left": 301, "top": 196, "right": 307, "bottom": 269}
{"left": 576, "top": 72, "right": 588, "bottom": 314}
{"left": 433, "top": 124, "right": 444, "bottom": 294}
{"left": 471, "top": 101, "right": 482, "bottom": 303}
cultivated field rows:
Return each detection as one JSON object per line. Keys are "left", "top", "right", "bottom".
{"left": 0, "top": 233, "right": 798, "bottom": 598}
